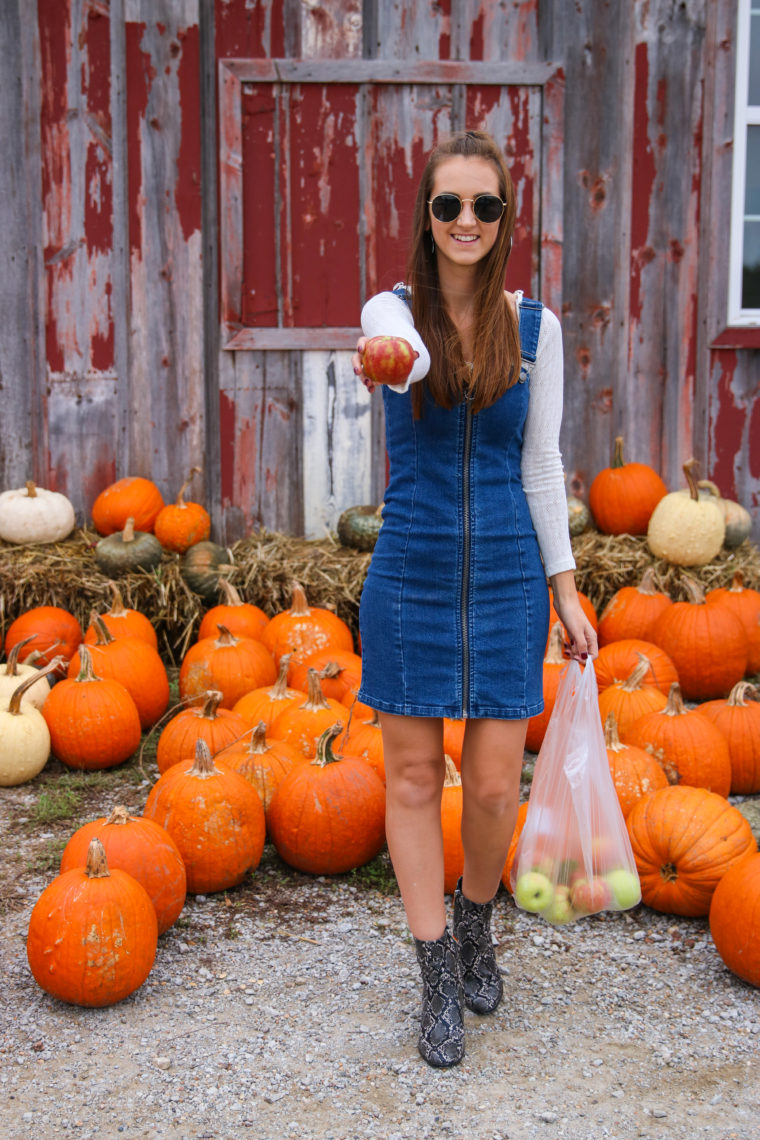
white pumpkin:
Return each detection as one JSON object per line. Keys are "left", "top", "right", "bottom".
{"left": 0, "top": 640, "right": 51, "bottom": 710}
{"left": 0, "top": 481, "right": 76, "bottom": 544}
{"left": 647, "top": 460, "right": 725, "bottom": 566}
{"left": 0, "top": 664, "right": 59, "bottom": 786}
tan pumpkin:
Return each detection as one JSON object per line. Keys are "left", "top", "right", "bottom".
{"left": 0, "top": 661, "right": 60, "bottom": 786}
{"left": 647, "top": 458, "right": 724, "bottom": 566}
{"left": 0, "top": 480, "right": 76, "bottom": 543}
{"left": 0, "top": 638, "right": 52, "bottom": 710}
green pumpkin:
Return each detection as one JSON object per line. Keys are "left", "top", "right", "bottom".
{"left": 94, "top": 517, "right": 163, "bottom": 576}
{"left": 180, "top": 540, "right": 232, "bottom": 600}
{"left": 567, "top": 495, "right": 592, "bottom": 536}
{"left": 337, "top": 505, "right": 384, "bottom": 552}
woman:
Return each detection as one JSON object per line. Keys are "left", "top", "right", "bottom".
{"left": 352, "top": 130, "right": 596, "bottom": 1068}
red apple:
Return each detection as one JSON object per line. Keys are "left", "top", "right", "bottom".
{"left": 570, "top": 876, "right": 613, "bottom": 915}
{"left": 361, "top": 336, "right": 418, "bottom": 385}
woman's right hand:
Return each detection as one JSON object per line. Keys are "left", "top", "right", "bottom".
{"left": 353, "top": 337, "right": 376, "bottom": 394}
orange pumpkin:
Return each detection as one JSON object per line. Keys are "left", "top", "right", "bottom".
{"left": 603, "top": 711, "right": 668, "bottom": 818}
{"left": 268, "top": 668, "right": 348, "bottom": 758}
{"left": 442, "top": 718, "right": 465, "bottom": 770}
{"left": 526, "top": 623, "right": 567, "bottom": 753}
{"left": 268, "top": 723, "right": 386, "bottom": 875}
{"left": 441, "top": 756, "right": 464, "bottom": 894}
{"left": 501, "top": 801, "right": 529, "bottom": 891}
{"left": 60, "top": 806, "right": 186, "bottom": 935}
{"left": 626, "top": 785, "right": 757, "bottom": 916}
{"left": 700, "top": 682, "right": 760, "bottom": 794}
{"left": 709, "top": 852, "right": 760, "bottom": 987}
{"left": 179, "top": 624, "right": 277, "bottom": 709}
{"left": 5, "top": 605, "right": 83, "bottom": 670}
{"left": 156, "top": 690, "right": 249, "bottom": 775}
{"left": 588, "top": 435, "right": 667, "bottom": 535}
{"left": 153, "top": 467, "right": 211, "bottom": 553}
{"left": 597, "top": 567, "right": 673, "bottom": 645}
{"left": 84, "top": 581, "right": 158, "bottom": 650}
{"left": 224, "top": 721, "right": 306, "bottom": 815}
{"left": 42, "top": 645, "right": 142, "bottom": 770}
{"left": 27, "top": 838, "right": 158, "bottom": 1006}
{"left": 68, "top": 617, "right": 169, "bottom": 730}
{"left": 289, "top": 648, "right": 363, "bottom": 703}
{"left": 597, "top": 655, "right": 668, "bottom": 739}
{"left": 144, "top": 739, "right": 266, "bottom": 894}
{"left": 197, "top": 578, "right": 269, "bottom": 643}
{"left": 649, "top": 576, "right": 747, "bottom": 700}
{"left": 339, "top": 714, "right": 385, "bottom": 784}
{"left": 594, "top": 638, "right": 679, "bottom": 696}
{"left": 91, "top": 475, "right": 165, "bottom": 535}
{"left": 706, "top": 571, "right": 760, "bottom": 676}
{"left": 261, "top": 581, "right": 354, "bottom": 667}
{"left": 232, "top": 653, "right": 304, "bottom": 730}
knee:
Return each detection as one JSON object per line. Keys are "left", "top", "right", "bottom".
{"left": 464, "top": 778, "right": 515, "bottom": 820}
{"left": 385, "top": 752, "right": 443, "bottom": 810}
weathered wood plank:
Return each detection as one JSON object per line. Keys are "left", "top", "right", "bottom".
{"left": 222, "top": 58, "right": 557, "bottom": 84}
{"left": 226, "top": 328, "right": 363, "bottom": 350}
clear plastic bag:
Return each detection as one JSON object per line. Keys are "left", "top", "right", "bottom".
{"left": 510, "top": 658, "right": 641, "bottom": 925}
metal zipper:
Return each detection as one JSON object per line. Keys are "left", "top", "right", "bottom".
{"left": 460, "top": 400, "right": 473, "bottom": 718}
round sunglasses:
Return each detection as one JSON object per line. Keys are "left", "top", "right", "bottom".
{"left": 428, "top": 192, "right": 506, "bottom": 224}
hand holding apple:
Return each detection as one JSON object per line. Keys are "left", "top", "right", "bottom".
{"left": 361, "top": 336, "right": 419, "bottom": 386}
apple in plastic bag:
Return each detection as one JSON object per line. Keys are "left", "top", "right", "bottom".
{"left": 604, "top": 868, "right": 641, "bottom": 909}
{"left": 570, "top": 876, "right": 613, "bottom": 915}
{"left": 361, "top": 336, "right": 419, "bottom": 385}
{"left": 545, "top": 884, "right": 575, "bottom": 925}
{"left": 514, "top": 870, "right": 554, "bottom": 913}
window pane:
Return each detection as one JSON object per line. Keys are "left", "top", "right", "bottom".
{"left": 743, "top": 221, "right": 760, "bottom": 308}
{"left": 751, "top": 9, "right": 760, "bottom": 105}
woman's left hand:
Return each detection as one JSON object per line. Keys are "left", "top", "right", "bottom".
{"left": 550, "top": 573, "right": 598, "bottom": 662}
{"left": 353, "top": 337, "right": 376, "bottom": 394}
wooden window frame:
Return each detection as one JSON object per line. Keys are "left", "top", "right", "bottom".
{"left": 218, "top": 58, "right": 563, "bottom": 351}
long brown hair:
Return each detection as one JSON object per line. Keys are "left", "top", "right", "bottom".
{"left": 406, "top": 130, "right": 520, "bottom": 417}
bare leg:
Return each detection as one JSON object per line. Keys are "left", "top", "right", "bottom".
{"left": 377, "top": 712, "right": 446, "bottom": 941}
{"left": 459, "top": 718, "right": 527, "bottom": 903}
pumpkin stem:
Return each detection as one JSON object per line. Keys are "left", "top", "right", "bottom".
{"left": 213, "top": 624, "right": 239, "bottom": 647}
{"left": 662, "top": 682, "right": 687, "bottom": 717}
{"left": 312, "top": 721, "right": 345, "bottom": 767}
{"left": 91, "top": 614, "right": 116, "bottom": 645}
{"left": 268, "top": 653, "right": 293, "bottom": 699}
{"left": 217, "top": 577, "right": 244, "bottom": 606}
{"left": 637, "top": 566, "right": 666, "bottom": 596}
{"left": 250, "top": 721, "right": 270, "bottom": 754}
{"left": 611, "top": 435, "right": 626, "bottom": 469}
{"left": 727, "top": 681, "right": 758, "bottom": 707}
{"left": 105, "top": 805, "right": 132, "bottom": 826}
{"left": 85, "top": 837, "right": 111, "bottom": 879}
{"left": 75, "top": 644, "right": 104, "bottom": 684}
{"left": 318, "top": 660, "right": 342, "bottom": 680}
{"left": 301, "top": 668, "right": 332, "bottom": 712}
{"left": 3, "top": 635, "right": 36, "bottom": 676}
{"left": 682, "top": 458, "right": 701, "bottom": 503}
{"left": 7, "top": 658, "right": 63, "bottom": 715}
{"left": 603, "top": 711, "right": 624, "bottom": 751}
{"left": 443, "top": 754, "right": 462, "bottom": 787}
{"left": 289, "top": 581, "right": 311, "bottom": 617}
{"left": 189, "top": 738, "right": 219, "bottom": 779}
{"left": 621, "top": 654, "right": 652, "bottom": 692}
{"left": 681, "top": 575, "right": 706, "bottom": 606}
{"left": 25, "top": 479, "right": 38, "bottom": 498}
{"left": 728, "top": 571, "right": 746, "bottom": 593}
{"left": 659, "top": 861, "right": 678, "bottom": 884}
{"left": 106, "top": 580, "right": 129, "bottom": 616}
{"left": 544, "top": 622, "right": 566, "bottom": 664}
{"left": 175, "top": 466, "right": 202, "bottom": 509}
{"left": 199, "top": 690, "right": 225, "bottom": 718}
{"left": 122, "top": 517, "right": 136, "bottom": 543}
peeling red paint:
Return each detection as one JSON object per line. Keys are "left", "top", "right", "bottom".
{"left": 469, "top": 12, "right": 485, "bottom": 61}
{"left": 630, "top": 42, "right": 656, "bottom": 325}
{"left": 125, "top": 23, "right": 155, "bottom": 256}
{"left": 749, "top": 399, "right": 760, "bottom": 480}
{"left": 711, "top": 353, "right": 744, "bottom": 498}
{"left": 175, "top": 25, "right": 202, "bottom": 241}
{"left": 219, "top": 389, "right": 237, "bottom": 502}
{"left": 215, "top": 0, "right": 286, "bottom": 59}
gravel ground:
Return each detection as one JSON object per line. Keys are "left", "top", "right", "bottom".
{"left": 1, "top": 768, "right": 759, "bottom": 1140}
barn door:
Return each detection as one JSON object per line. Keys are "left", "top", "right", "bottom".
{"left": 217, "top": 59, "right": 563, "bottom": 541}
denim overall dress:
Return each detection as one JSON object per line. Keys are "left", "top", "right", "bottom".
{"left": 357, "top": 295, "right": 550, "bottom": 721}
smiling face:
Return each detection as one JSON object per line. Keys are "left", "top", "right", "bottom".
{"left": 427, "top": 156, "right": 504, "bottom": 271}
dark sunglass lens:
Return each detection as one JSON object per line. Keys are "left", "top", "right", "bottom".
{"left": 474, "top": 195, "right": 504, "bottom": 223}
{"left": 431, "top": 194, "right": 461, "bottom": 222}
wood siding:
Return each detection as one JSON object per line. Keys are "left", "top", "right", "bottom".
{"left": 1, "top": 0, "right": 757, "bottom": 546}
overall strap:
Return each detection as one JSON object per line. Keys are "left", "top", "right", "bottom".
{"left": 518, "top": 297, "right": 543, "bottom": 363}
{"left": 392, "top": 282, "right": 412, "bottom": 306}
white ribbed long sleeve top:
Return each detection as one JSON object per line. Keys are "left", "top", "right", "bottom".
{"left": 360, "top": 289, "right": 576, "bottom": 579}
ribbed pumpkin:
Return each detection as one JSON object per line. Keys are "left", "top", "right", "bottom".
{"left": 232, "top": 654, "right": 304, "bottom": 730}
{"left": 180, "top": 540, "right": 232, "bottom": 602}
{"left": 68, "top": 617, "right": 169, "bottom": 730}
{"left": 597, "top": 567, "right": 673, "bottom": 646}
{"left": 84, "top": 581, "right": 158, "bottom": 650}
{"left": 526, "top": 623, "right": 567, "bottom": 753}
{"left": 268, "top": 723, "right": 386, "bottom": 875}
{"left": 268, "top": 668, "right": 348, "bottom": 757}
{"left": 339, "top": 715, "right": 385, "bottom": 784}
{"left": 143, "top": 739, "right": 266, "bottom": 894}
{"left": 709, "top": 852, "right": 760, "bottom": 987}
{"left": 441, "top": 755, "right": 464, "bottom": 894}
{"left": 155, "top": 690, "right": 250, "bottom": 775}
{"left": 197, "top": 578, "right": 269, "bottom": 643}
{"left": 700, "top": 682, "right": 760, "bottom": 794}
{"left": 153, "top": 467, "right": 211, "bottom": 553}
{"left": 91, "top": 475, "right": 165, "bottom": 535}
{"left": 647, "top": 459, "right": 725, "bottom": 566}
{"left": 588, "top": 435, "right": 667, "bottom": 535}
{"left": 0, "top": 661, "right": 59, "bottom": 786}
{"left": 649, "top": 576, "right": 747, "bottom": 700}
{"left": 4, "top": 604, "right": 83, "bottom": 670}
{"left": 603, "top": 711, "right": 668, "bottom": 818}
{"left": 27, "top": 838, "right": 158, "bottom": 1006}
{"left": 224, "top": 721, "right": 306, "bottom": 815}
{"left": 594, "top": 638, "right": 679, "bottom": 696}
{"left": 624, "top": 682, "right": 731, "bottom": 796}
{"left": 94, "top": 518, "right": 163, "bottom": 576}
{"left": 596, "top": 655, "right": 668, "bottom": 739}
{"left": 60, "top": 806, "right": 186, "bottom": 935}
{"left": 289, "top": 648, "right": 363, "bottom": 703}
{"left": 179, "top": 624, "right": 277, "bottom": 709}
{"left": 626, "top": 785, "right": 757, "bottom": 916}
{"left": 706, "top": 571, "right": 760, "bottom": 675}
{"left": 261, "top": 581, "right": 354, "bottom": 667}
{"left": 0, "top": 637, "right": 52, "bottom": 710}
{"left": 501, "top": 801, "right": 529, "bottom": 891}
{"left": 43, "top": 645, "right": 142, "bottom": 770}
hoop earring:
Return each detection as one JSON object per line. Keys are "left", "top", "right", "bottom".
{"left": 430, "top": 232, "right": 436, "bottom": 255}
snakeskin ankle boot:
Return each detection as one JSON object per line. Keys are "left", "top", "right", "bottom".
{"left": 453, "top": 877, "right": 503, "bottom": 1014}
{"left": 413, "top": 927, "right": 465, "bottom": 1067}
